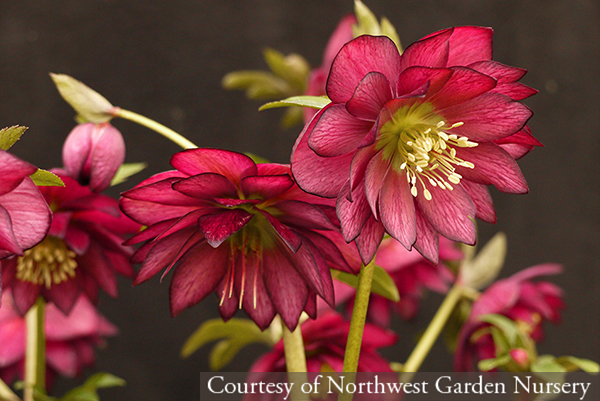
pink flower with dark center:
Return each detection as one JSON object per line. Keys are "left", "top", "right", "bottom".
{"left": 0, "top": 290, "right": 117, "bottom": 387}
{"left": 62, "top": 123, "right": 126, "bottom": 192}
{"left": 1, "top": 174, "right": 140, "bottom": 314}
{"left": 292, "top": 28, "right": 540, "bottom": 263}
{"left": 0, "top": 150, "right": 51, "bottom": 262}
{"left": 250, "top": 311, "right": 396, "bottom": 373}
{"left": 120, "top": 149, "right": 361, "bottom": 331}
{"left": 454, "top": 264, "right": 564, "bottom": 371}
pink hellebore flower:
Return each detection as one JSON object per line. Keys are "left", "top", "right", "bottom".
{"left": 1, "top": 174, "right": 140, "bottom": 314}
{"left": 0, "top": 291, "right": 117, "bottom": 387}
{"left": 250, "top": 311, "right": 396, "bottom": 373}
{"left": 454, "top": 264, "right": 564, "bottom": 371}
{"left": 292, "top": 28, "right": 541, "bottom": 264}
{"left": 62, "top": 123, "right": 126, "bottom": 192}
{"left": 304, "top": 15, "right": 357, "bottom": 123}
{"left": 0, "top": 150, "right": 51, "bottom": 262}
{"left": 120, "top": 148, "right": 361, "bottom": 331}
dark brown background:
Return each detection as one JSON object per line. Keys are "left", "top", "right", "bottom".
{"left": 1, "top": 1, "right": 598, "bottom": 400}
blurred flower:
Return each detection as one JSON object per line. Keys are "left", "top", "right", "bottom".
{"left": 120, "top": 149, "right": 361, "bottom": 331}
{"left": 454, "top": 264, "right": 564, "bottom": 371}
{"left": 1, "top": 174, "right": 140, "bottom": 314}
{"left": 0, "top": 150, "right": 51, "bottom": 261}
{"left": 292, "top": 28, "right": 539, "bottom": 264}
{"left": 250, "top": 311, "right": 396, "bottom": 373}
{"left": 0, "top": 290, "right": 117, "bottom": 387}
{"left": 62, "top": 122, "right": 125, "bottom": 192}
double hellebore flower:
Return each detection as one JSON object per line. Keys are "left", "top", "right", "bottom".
{"left": 0, "top": 290, "right": 117, "bottom": 387}
{"left": 1, "top": 174, "right": 140, "bottom": 314}
{"left": 292, "top": 27, "right": 540, "bottom": 263}
{"left": 62, "top": 122, "right": 126, "bottom": 192}
{"left": 0, "top": 150, "right": 51, "bottom": 262}
{"left": 120, "top": 148, "right": 360, "bottom": 330}
{"left": 454, "top": 264, "right": 564, "bottom": 371}
{"left": 250, "top": 311, "right": 396, "bottom": 372}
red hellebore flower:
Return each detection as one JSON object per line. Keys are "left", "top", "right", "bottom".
{"left": 454, "top": 264, "right": 564, "bottom": 371}
{"left": 62, "top": 122, "right": 126, "bottom": 192}
{"left": 0, "top": 290, "right": 117, "bottom": 387}
{"left": 120, "top": 148, "right": 361, "bottom": 331}
{"left": 292, "top": 28, "right": 541, "bottom": 264}
{"left": 0, "top": 150, "right": 51, "bottom": 262}
{"left": 1, "top": 174, "right": 140, "bottom": 314}
{"left": 250, "top": 311, "right": 397, "bottom": 373}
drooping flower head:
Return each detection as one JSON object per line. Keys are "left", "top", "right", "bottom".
{"left": 292, "top": 28, "right": 541, "bottom": 263}
{"left": 0, "top": 150, "right": 51, "bottom": 262}
{"left": 0, "top": 290, "right": 117, "bottom": 387}
{"left": 250, "top": 311, "right": 396, "bottom": 373}
{"left": 62, "top": 122, "right": 126, "bottom": 193}
{"left": 454, "top": 264, "right": 564, "bottom": 371}
{"left": 120, "top": 148, "right": 361, "bottom": 331}
{"left": 1, "top": 174, "right": 140, "bottom": 314}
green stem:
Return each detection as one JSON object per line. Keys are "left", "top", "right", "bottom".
{"left": 401, "top": 285, "right": 463, "bottom": 382}
{"left": 282, "top": 323, "right": 309, "bottom": 401}
{"left": 24, "top": 298, "right": 46, "bottom": 401}
{"left": 0, "top": 377, "right": 20, "bottom": 401}
{"left": 114, "top": 108, "right": 198, "bottom": 149}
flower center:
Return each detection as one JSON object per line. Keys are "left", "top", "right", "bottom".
{"left": 376, "top": 102, "right": 477, "bottom": 200}
{"left": 16, "top": 236, "right": 77, "bottom": 288}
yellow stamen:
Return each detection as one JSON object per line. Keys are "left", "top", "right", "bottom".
{"left": 16, "top": 236, "right": 77, "bottom": 289}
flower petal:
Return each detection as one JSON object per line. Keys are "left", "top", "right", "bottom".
{"left": 396, "top": 67, "right": 453, "bottom": 98}
{"left": 172, "top": 172, "right": 238, "bottom": 200}
{"left": 413, "top": 205, "right": 440, "bottom": 264}
{"left": 336, "top": 181, "right": 371, "bottom": 242}
{"left": 445, "top": 26, "right": 493, "bottom": 65}
{"left": 460, "top": 180, "right": 497, "bottom": 223}
{"left": 257, "top": 210, "right": 302, "bottom": 253}
{"left": 0, "top": 150, "right": 37, "bottom": 196}
{"left": 241, "top": 174, "right": 294, "bottom": 200}
{"left": 273, "top": 200, "right": 335, "bottom": 231}
{"left": 88, "top": 124, "right": 125, "bottom": 192}
{"left": 428, "top": 67, "right": 497, "bottom": 110}
{"left": 400, "top": 28, "right": 452, "bottom": 71}
{"left": 171, "top": 148, "right": 257, "bottom": 184}
{"left": 45, "top": 279, "right": 80, "bottom": 315}
{"left": 355, "top": 216, "right": 385, "bottom": 264}
{"left": 346, "top": 72, "right": 393, "bottom": 120}
{"left": 197, "top": 209, "right": 253, "bottom": 248}
{"left": 122, "top": 177, "right": 201, "bottom": 206}
{"left": 327, "top": 35, "right": 401, "bottom": 103}
{"left": 378, "top": 170, "right": 417, "bottom": 249}
{"left": 364, "top": 151, "right": 390, "bottom": 219}
{"left": 0, "top": 205, "right": 22, "bottom": 255}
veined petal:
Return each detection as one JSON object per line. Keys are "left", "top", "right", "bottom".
{"left": 364, "top": 150, "right": 390, "bottom": 219}
{"left": 445, "top": 26, "right": 493, "bottom": 66}
{"left": 240, "top": 174, "right": 294, "bottom": 200}
{"left": 122, "top": 177, "right": 201, "bottom": 206}
{"left": 396, "top": 67, "right": 452, "bottom": 98}
{"left": 88, "top": 124, "right": 125, "bottom": 192}
{"left": 308, "top": 104, "right": 373, "bottom": 157}
{"left": 170, "top": 241, "right": 230, "bottom": 316}
{"left": 0, "top": 150, "right": 37, "bottom": 196}
{"left": 346, "top": 72, "right": 393, "bottom": 121}
{"left": 198, "top": 209, "right": 253, "bottom": 248}
{"left": 327, "top": 35, "right": 401, "bottom": 103}
{"left": 349, "top": 144, "right": 376, "bottom": 194}
{"left": 273, "top": 200, "right": 335, "bottom": 231}
{"left": 171, "top": 148, "right": 257, "bottom": 185}
{"left": 416, "top": 182, "right": 476, "bottom": 245}
{"left": 355, "top": 216, "right": 385, "bottom": 264}
{"left": 413, "top": 205, "right": 440, "bottom": 264}
{"left": 460, "top": 180, "right": 497, "bottom": 223}
{"left": 400, "top": 28, "right": 452, "bottom": 71}
{"left": 172, "top": 172, "right": 238, "bottom": 199}
{"left": 468, "top": 60, "right": 527, "bottom": 83}
{"left": 45, "top": 279, "right": 80, "bottom": 315}
{"left": 378, "top": 170, "right": 417, "bottom": 249}
{"left": 257, "top": 209, "right": 302, "bottom": 253}
{"left": 428, "top": 67, "right": 497, "bottom": 110}
{"left": 492, "top": 82, "right": 538, "bottom": 101}
{"left": 119, "top": 197, "right": 199, "bottom": 226}
{"left": 336, "top": 181, "right": 371, "bottom": 242}
{"left": 455, "top": 142, "right": 528, "bottom": 194}
{"left": 0, "top": 205, "right": 21, "bottom": 255}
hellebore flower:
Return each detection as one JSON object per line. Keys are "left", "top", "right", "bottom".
{"left": 250, "top": 311, "right": 396, "bottom": 373}
{"left": 0, "top": 290, "right": 117, "bottom": 387}
{"left": 454, "top": 264, "right": 564, "bottom": 371}
{"left": 62, "top": 122, "right": 125, "bottom": 192}
{"left": 120, "top": 148, "right": 361, "bottom": 330}
{"left": 0, "top": 150, "right": 52, "bottom": 262}
{"left": 1, "top": 174, "right": 140, "bottom": 314}
{"left": 292, "top": 28, "right": 540, "bottom": 263}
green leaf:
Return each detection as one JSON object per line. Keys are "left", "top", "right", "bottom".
{"left": 30, "top": 169, "right": 65, "bottom": 187}
{"left": 0, "top": 125, "right": 28, "bottom": 150}
{"left": 221, "top": 71, "right": 290, "bottom": 100}
{"left": 556, "top": 356, "right": 600, "bottom": 373}
{"left": 259, "top": 96, "right": 331, "bottom": 111}
{"left": 478, "top": 354, "right": 511, "bottom": 371}
{"left": 532, "top": 355, "right": 567, "bottom": 373}
{"left": 245, "top": 153, "right": 270, "bottom": 164}
{"left": 263, "top": 49, "right": 309, "bottom": 90}
{"left": 209, "top": 338, "right": 264, "bottom": 371}
{"left": 353, "top": 0, "right": 380, "bottom": 37}
{"left": 50, "top": 74, "right": 115, "bottom": 124}
{"left": 479, "top": 314, "right": 519, "bottom": 345}
{"left": 460, "top": 232, "right": 507, "bottom": 290}
{"left": 333, "top": 265, "right": 400, "bottom": 302}
{"left": 181, "top": 318, "right": 274, "bottom": 364}
{"left": 110, "top": 162, "right": 148, "bottom": 186}
{"left": 489, "top": 326, "right": 511, "bottom": 355}
{"left": 58, "top": 373, "right": 125, "bottom": 401}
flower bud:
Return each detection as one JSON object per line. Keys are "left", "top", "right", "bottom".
{"left": 510, "top": 348, "right": 530, "bottom": 369}
{"left": 62, "top": 122, "right": 125, "bottom": 192}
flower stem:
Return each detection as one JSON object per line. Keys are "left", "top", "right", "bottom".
{"left": 401, "top": 284, "right": 463, "bottom": 382}
{"left": 24, "top": 298, "right": 46, "bottom": 401}
{"left": 282, "top": 322, "right": 309, "bottom": 401}
{"left": 0, "top": 377, "right": 20, "bottom": 401}
{"left": 113, "top": 108, "right": 198, "bottom": 149}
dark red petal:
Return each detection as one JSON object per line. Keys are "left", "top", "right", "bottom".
{"left": 378, "top": 170, "right": 417, "bottom": 249}
{"left": 492, "top": 82, "right": 538, "bottom": 101}
{"left": 364, "top": 151, "right": 390, "bottom": 219}
{"left": 171, "top": 172, "right": 238, "bottom": 201}
{"left": 198, "top": 209, "right": 253, "bottom": 248}
{"left": 119, "top": 197, "right": 198, "bottom": 226}
{"left": 468, "top": 60, "right": 527, "bottom": 83}
{"left": 79, "top": 245, "right": 117, "bottom": 297}
{"left": 240, "top": 174, "right": 294, "bottom": 200}
{"left": 327, "top": 35, "right": 401, "bottom": 103}
{"left": 308, "top": 104, "right": 373, "bottom": 157}
{"left": 445, "top": 26, "right": 493, "bottom": 66}
{"left": 336, "top": 181, "right": 371, "bottom": 242}
{"left": 122, "top": 177, "right": 200, "bottom": 206}
{"left": 460, "top": 180, "right": 497, "bottom": 223}
{"left": 12, "top": 280, "right": 40, "bottom": 314}
{"left": 413, "top": 205, "right": 440, "bottom": 264}
{"left": 171, "top": 148, "right": 257, "bottom": 185}
{"left": 396, "top": 67, "right": 453, "bottom": 98}
{"left": 300, "top": 230, "right": 357, "bottom": 274}
{"left": 45, "top": 279, "right": 80, "bottom": 315}
{"left": 0, "top": 205, "right": 22, "bottom": 255}
{"left": 400, "top": 28, "right": 452, "bottom": 71}
{"left": 123, "top": 219, "right": 176, "bottom": 245}
{"left": 349, "top": 144, "right": 376, "bottom": 194}
{"left": 64, "top": 226, "right": 91, "bottom": 255}
{"left": 299, "top": 237, "right": 335, "bottom": 307}
{"left": 0, "top": 150, "right": 37, "bottom": 196}
{"left": 429, "top": 67, "right": 497, "bottom": 110}
{"left": 455, "top": 142, "right": 529, "bottom": 194}
{"left": 416, "top": 182, "right": 477, "bottom": 245}
{"left": 346, "top": 72, "right": 393, "bottom": 120}
{"left": 495, "top": 126, "right": 542, "bottom": 147}
{"left": 87, "top": 124, "right": 125, "bottom": 192}
{"left": 213, "top": 198, "right": 260, "bottom": 207}
{"left": 169, "top": 241, "right": 229, "bottom": 316}
{"left": 256, "top": 163, "right": 291, "bottom": 176}
{"left": 273, "top": 200, "right": 335, "bottom": 231}
{"left": 355, "top": 216, "right": 386, "bottom": 264}
{"left": 257, "top": 210, "right": 302, "bottom": 253}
